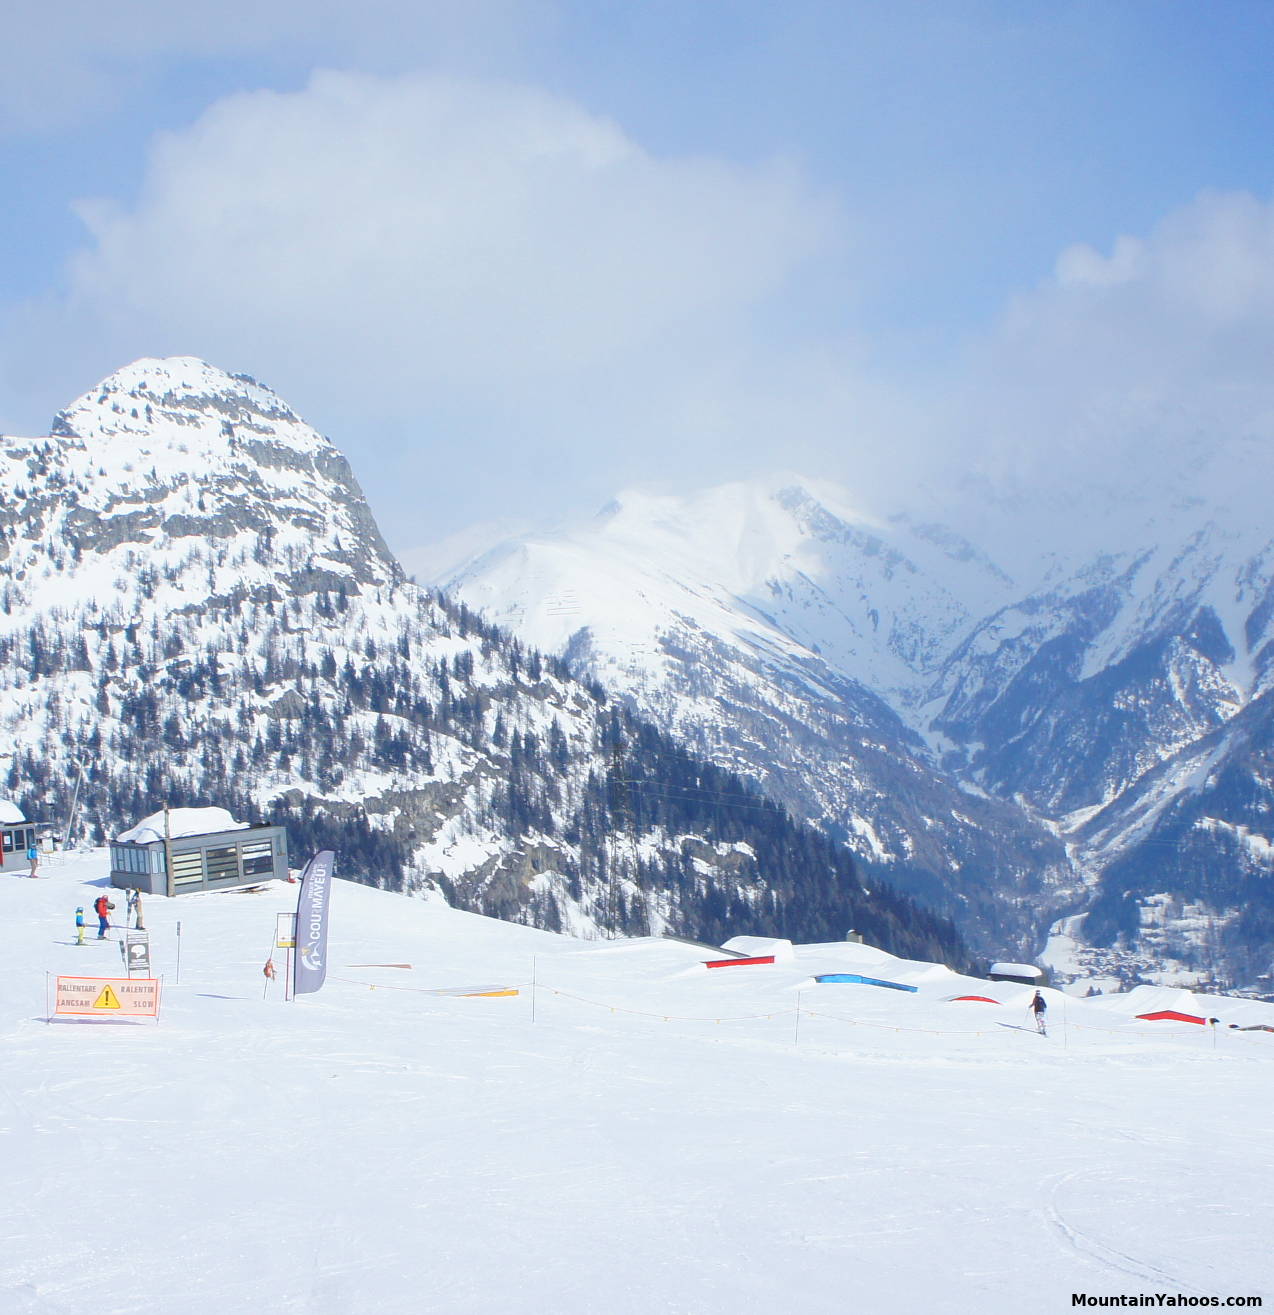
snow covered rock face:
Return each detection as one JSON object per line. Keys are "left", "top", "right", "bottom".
{"left": 0, "top": 360, "right": 966, "bottom": 966}
{"left": 931, "top": 545, "right": 1246, "bottom": 814}
{"left": 20, "top": 356, "right": 397, "bottom": 595}
{"left": 930, "top": 526, "right": 1274, "bottom": 989}
{"left": 439, "top": 480, "right": 1077, "bottom": 957}
{"left": 441, "top": 482, "right": 1274, "bottom": 991}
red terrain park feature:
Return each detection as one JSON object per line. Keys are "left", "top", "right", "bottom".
{"left": 1136, "top": 1010, "right": 1206, "bottom": 1025}
{"left": 704, "top": 956, "right": 776, "bottom": 969}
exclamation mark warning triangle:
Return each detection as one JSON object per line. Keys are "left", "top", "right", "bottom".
{"left": 92, "top": 985, "right": 122, "bottom": 1010}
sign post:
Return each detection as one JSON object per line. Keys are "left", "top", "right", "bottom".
{"left": 122, "top": 931, "right": 151, "bottom": 977}
{"left": 275, "top": 913, "right": 296, "bottom": 1003}
{"left": 163, "top": 803, "right": 174, "bottom": 898}
{"left": 53, "top": 976, "right": 161, "bottom": 1020}
{"left": 275, "top": 913, "right": 296, "bottom": 949}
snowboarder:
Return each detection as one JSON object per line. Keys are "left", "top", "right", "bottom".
{"left": 127, "top": 888, "right": 144, "bottom": 930}
{"left": 1030, "top": 990, "right": 1047, "bottom": 1034}
{"left": 93, "top": 893, "right": 114, "bottom": 939}
{"left": 75, "top": 907, "right": 86, "bottom": 946}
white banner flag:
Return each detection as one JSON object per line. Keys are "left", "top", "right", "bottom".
{"left": 292, "top": 850, "right": 335, "bottom": 997}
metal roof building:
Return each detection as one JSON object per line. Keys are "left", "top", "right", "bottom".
{"left": 0, "top": 800, "right": 52, "bottom": 875}
{"left": 988, "top": 961, "right": 1048, "bottom": 986}
{"left": 110, "top": 818, "right": 289, "bottom": 895}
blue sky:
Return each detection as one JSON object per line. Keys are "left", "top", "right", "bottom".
{"left": 4, "top": 1, "right": 1274, "bottom": 560}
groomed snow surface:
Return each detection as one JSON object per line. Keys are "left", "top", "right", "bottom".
{"left": 4, "top": 855, "right": 1272, "bottom": 1315}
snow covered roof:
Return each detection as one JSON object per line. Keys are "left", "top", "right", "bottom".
{"left": 0, "top": 800, "right": 25, "bottom": 825}
{"left": 722, "top": 935, "right": 796, "bottom": 962}
{"left": 988, "top": 962, "right": 1044, "bottom": 980}
{"left": 116, "top": 806, "right": 249, "bottom": 845}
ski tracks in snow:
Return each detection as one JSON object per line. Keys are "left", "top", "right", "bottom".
{"left": 1044, "top": 1168, "right": 1208, "bottom": 1295}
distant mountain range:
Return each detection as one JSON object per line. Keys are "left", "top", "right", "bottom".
{"left": 0, "top": 358, "right": 966, "bottom": 968}
{"left": 437, "top": 476, "right": 1274, "bottom": 994}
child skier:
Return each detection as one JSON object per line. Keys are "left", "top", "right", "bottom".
{"left": 93, "top": 893, "right": 114, "bottom": 939}
{"left": 75, "top": 907, "right": 86, "bottom": 946}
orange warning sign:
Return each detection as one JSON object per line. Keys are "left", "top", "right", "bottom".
{"left": 54, "top": 976, "right": 161, "bottom": 1018}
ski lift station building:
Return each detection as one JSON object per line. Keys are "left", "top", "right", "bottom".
{"left": 109, "top": 807, "right": 289, "bottom": 896}
{"left": 0, "top": 800, "right": 50, "bottom": 874}
{"left": 988, "top": 961, "right": 1048, "bottom": 987}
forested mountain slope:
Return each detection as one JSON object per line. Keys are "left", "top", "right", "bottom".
{"left": 441, "top": 479, "right": 1274, "bottom": 992}
{"left": 0, "top": 358, "right": 966, "bottom": 967}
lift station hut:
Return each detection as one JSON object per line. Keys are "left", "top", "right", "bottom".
{"left": 110, "top": 807, "right": 289, "bottom": 895}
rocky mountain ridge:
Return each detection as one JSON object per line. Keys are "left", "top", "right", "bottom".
{"left": 440, "top": 477, "right": 1274, "bottom": 993}
{"left": 0, "top": 358, "right": 966, "bottom": 967}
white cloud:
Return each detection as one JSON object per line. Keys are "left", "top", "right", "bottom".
{"left": 929, "top": 189, "right": 1274, "bottom": 564}
{"left": 5, "top": 71, "right": 843, "bottom": 544}
{"left": 9, "top": 58, "right": 1274, "bottom": 574}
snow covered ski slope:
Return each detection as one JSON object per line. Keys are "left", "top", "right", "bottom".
{"left": 3, "top": 854, "right": 1272, "bottom": 1314}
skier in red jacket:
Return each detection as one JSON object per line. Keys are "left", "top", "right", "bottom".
{"left": 93, "top": 893, "right": 114, "bottom": 939}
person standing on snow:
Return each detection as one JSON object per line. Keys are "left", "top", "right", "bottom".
{"left": 75, "top": 907, "right": 86, "bottom": 946}
{"left": 1030, "top": 990, "right": 1047, "bottom": 1033}
{"left": 93, "top": 893, "right": 114, "bottom": 939}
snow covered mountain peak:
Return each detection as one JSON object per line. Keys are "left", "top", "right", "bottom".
{"left": 435, "top": 460, "right": 1274, "bottom": 983}
{"left": 1, "top": 357, "right": 397, "bottom": 631}
{"left": 587, "top": 474, "right": 888, "bottom": 589}
{"left": 441, "top": 472, "right": 1017, "bottom": 709}
{"left": 0, "top": 363, "right": 974, "bottom": 970}
{"left": 434, "top": 471, "right": 1074, "bottom": 952}
{"left": 49, "top": 355, "right": 327, "bottom": 462}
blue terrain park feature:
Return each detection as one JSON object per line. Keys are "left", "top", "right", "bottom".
{"left": 814, "top": 973, "right": 918, "bottom": 992}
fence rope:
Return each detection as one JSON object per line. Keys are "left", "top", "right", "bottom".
{"left": 329, "top": 976, "right": 1264, "bottom": 1044}
{"left": 1067, "top": 1020, "right": 1207, "bottom": 1038}
{"left": 799, "top": 1007, "right": 997, "bottom": 1037}
{"left": 330, "top": 976, "right": 522, "bottom": 997}
{"left": 540, "top": 985, "right": 793, "bottom": 1024}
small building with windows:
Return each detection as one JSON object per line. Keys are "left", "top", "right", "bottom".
{"left": 0, "top": 800, "right": 50, "bottom": 873}
{"left": 110, "top": 806, "right": 289, "bottom": 895}
{"left": 988, "top": 961, "right": 1049, "bottom": 987}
